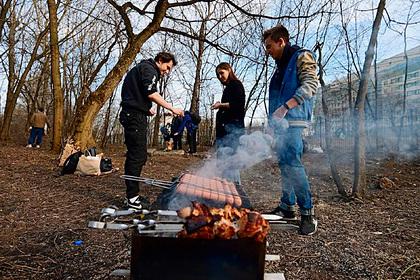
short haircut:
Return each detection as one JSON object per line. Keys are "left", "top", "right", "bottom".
{"left": 262, "top": 25, "right": 290, "bottom": 43}
{"left": 155, "top": 52, "right": 177, "bottom": 66}
{"left": 38, "top": 107, "right": 44, "bottom": 112}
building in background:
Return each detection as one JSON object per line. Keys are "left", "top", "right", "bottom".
{"left": 315, "top": 45, "right": 420, "bottom": 154}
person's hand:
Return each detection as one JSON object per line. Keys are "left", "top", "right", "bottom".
{"left": 149, "top": 107, "right": 156, "bottom": 116}
{"left": 265, "top": 126, "right": 274, "bottom": 137}
{"left": 28, "top": 126, "right": 32, "bottom": 132}
{"left": 211, "top": 101, "right": 221, "bottom": 110}
{"left": 272, "top": 105, "right": 288, "bottom": 121}
{"left": 171, "top": 108, "right": 184, "bottom": 117}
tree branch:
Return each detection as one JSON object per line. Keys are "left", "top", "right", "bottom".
{"left": 107, "top": 0, "right": 134, "bottom": 39}
{"left": 222, "top": 0, "right": 332, "bottom": 20}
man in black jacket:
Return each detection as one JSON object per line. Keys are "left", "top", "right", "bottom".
{"left": 120, "top": 52, "right": 184, "bottom": 210}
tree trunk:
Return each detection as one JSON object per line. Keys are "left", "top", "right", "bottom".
{"left": 374, "top": 39, "right": 379, "bottom": 153}
{"left": 70, "top": 0, "right": 169, "bottom": 149}
{"left": 397, "top": 3, "right": 413, "bottom": 151}
{"left": 189, "top": 19, "right": 206, "bottom": 114}
{"left": 352, "top": 0, "right": 386, "bottom": 198}
{"left": 47, "top": 0, "right": 64, "bottom": 153}
{"left": 99, "top": 91, "right": 116, "bottom": 148}
{"left": 0, "top": 8, "right": 16, "bottom": 141}
{"left": 0, "top": 0, "right": 11, "bottom": 41}
{"left": 315, "top": 42, "right": 347, "bottom": 197}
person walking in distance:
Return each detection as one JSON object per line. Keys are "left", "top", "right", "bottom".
{"left": 119, "top": 52, "right": 184, "bottom": 210}
{"left": 27, "top": 107, "right": 50, "bottom": 148}
{"left": 263, "top": 25, "right": 318, "bottom": 235}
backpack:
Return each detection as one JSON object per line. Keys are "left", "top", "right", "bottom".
{"left": 61, "top": 151, "right": 83, "bottom": 175}
{"left": 100, "top": 158, "right": 113, "bottom": 173}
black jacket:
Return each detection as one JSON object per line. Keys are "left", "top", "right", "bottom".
{"left": 216, "top": 79, "right": 245, "bottom": 138}
{"left": 121, "top": 59, "right": 161, "bottom": 114}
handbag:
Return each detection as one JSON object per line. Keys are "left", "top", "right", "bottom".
{"left": 76, "top": 154, "right": 102, "bottom": 176}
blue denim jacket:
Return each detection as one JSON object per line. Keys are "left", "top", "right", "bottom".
{"left": 269, "top": 49, "right": 316, "bottom": 128}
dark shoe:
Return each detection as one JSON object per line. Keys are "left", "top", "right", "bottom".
{"left": 125, "top": 196, "right": 150, "bottom": 210}
{"left": 299, "top": 215, "right": 318, "bottom": 235}
{"left": 267, "top": 206, "right": 297, "bottom": 221}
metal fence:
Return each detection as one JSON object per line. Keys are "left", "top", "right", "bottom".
{"left": 311, "top": 114, "right": 420, "bottom": 158}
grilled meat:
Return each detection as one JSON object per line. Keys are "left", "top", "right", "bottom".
{"left": 177, "top": 202, "right": 269, "bottom": 242}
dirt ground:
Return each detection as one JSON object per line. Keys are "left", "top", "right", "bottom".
{"left": 0, "top": 142, "right": 419, "bottom": 280}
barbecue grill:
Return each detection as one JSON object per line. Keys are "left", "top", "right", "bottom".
{"left": 122, "top": 173, "right": 252, "bottom": 210}
{"left": 131, "top": 227, "right": 266, "bottom": 280}
{"left": 87, "top": 174, "right": 270, "bottom": 279}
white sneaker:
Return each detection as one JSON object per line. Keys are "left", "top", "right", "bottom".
{"left": 35, "top": 145, "right": 40, "bottom": 148}
{"left": 26, "top": 144, "right": 32, "bottom": 148}
{"left": 125, "top": 196, "right": 150, "bottom": 210}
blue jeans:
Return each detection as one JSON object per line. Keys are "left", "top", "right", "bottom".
{"left": 28, "top": 127, "right": 44, "bottom": 146}
{"left": 274, "top": 127, "right": 313, "bottom": 215}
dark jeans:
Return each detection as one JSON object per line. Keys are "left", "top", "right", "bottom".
{"left": 187, "top": 129, "right": 197, "bottom": 153}
{"left": 28, "top": 127, "right": 44, "bottom": 146}
{"left": 120, "top": 110, "right": 148, "bottom": 199}
{"left": 172, "top": 132, "right": 183, "bottom": 150}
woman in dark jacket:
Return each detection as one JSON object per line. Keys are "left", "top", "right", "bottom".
{"left": 211, "top": 62, "right": 245, "bottom": 184}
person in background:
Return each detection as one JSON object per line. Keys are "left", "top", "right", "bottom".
{"left": 171, "top": 116, "right": 183, "bottom": 150}
{"left": 211, "top": 62, "right": 245, "bottom": 184}
{"left": 263, "top": 25, "right": 318, "bottom": 235}
{"left": 160, "top": 123, "right": 172, "bottom": 151}
{"left": 120, "top": 51, "right": 184, "bottom": 210}
{"left": 27, "top": 107, "right": 50, "bottom": 148}
{"left": 173, "top": 111, "right": 200, "bottom": 154}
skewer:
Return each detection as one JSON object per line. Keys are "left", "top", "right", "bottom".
{"left": 120, "top": 175, "right": 250, "bottom": 200}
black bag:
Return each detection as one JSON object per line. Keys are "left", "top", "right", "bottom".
{"left": 100, "top": 158, "right": 113, "bottom": 173}
{"left": 61, "top": 151, "right": 83, "bottom": 175}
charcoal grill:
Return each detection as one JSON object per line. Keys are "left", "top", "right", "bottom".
{"left": 131, "top": 231, "right": 266, "bottom": 280}
{"left": 122, "top": 173, "right": 263, "bottom": 279}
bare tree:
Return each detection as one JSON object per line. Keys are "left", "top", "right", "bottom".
{"left": 67, "top": 0, "right": 214, "bottom": 149}
{"left": 0, "top": 2, "right": 49, "bottom": 141}
{"left": 0, "top": 0, "right": 11, "bottom": 40}
{"left": 316, "top": 42, "right": 348, "bottom": 197}
{"left": 396, "top": 0, "right": 417, "bottom": 150}
{"left": 352, "top": 0, "right": 386, "bottom": 198}
{"left": 47, "top": 0, "right": 64, "bottom": 152}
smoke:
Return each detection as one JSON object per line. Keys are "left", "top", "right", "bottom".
{"left": 195, "top": 130, "right": 275, "bottom": 180}
{"left": 321, "top": 108, "right": 420, "bottom": 160}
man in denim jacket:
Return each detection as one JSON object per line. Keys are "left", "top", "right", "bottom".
{"left": 263, "top": 25, "right": 318, "bottom": 235}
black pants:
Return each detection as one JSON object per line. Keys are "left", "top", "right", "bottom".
{"left": 120, "top": 110, "right": 148, "bottom": 199}
{"left": 172, "top": 132, "right": 183, "bottom": 150}
{"left": 187, "top": 129, "right": 197, "bottom": 153}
